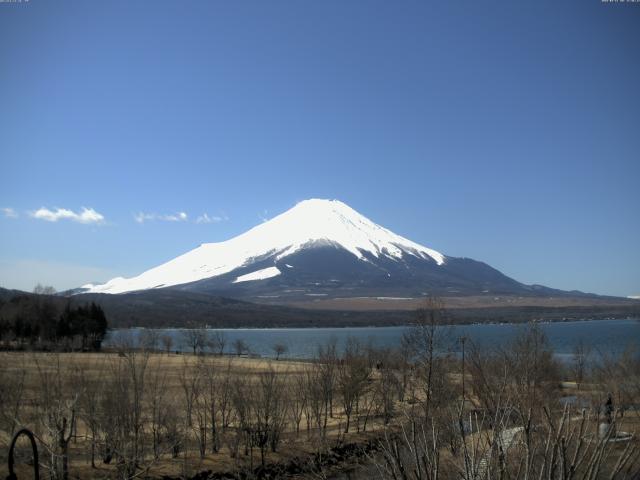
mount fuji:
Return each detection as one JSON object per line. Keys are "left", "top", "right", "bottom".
{"left": 82, "top": 199, "right": 572, "bottom": 303}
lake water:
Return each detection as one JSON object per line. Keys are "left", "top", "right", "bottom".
{"left": 105, "top": 318, "right": 640, "bottom": 360}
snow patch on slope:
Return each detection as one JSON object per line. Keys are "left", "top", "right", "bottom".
{"left": 233, "top": 266, "right": 281, "bottom": 284}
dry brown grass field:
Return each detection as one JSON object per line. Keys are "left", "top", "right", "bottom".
{"left": 283, "top": 294, "right": 640, "bottom": 311}
{"left": 0, "top": 350, "right": 396, "bottom": 479}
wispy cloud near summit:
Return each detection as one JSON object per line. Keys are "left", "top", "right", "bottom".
{"left": 196, "top": 213, "right": 227, "bottom": 224}
{"left": 134, "top": 211, "right": 188, "bottom": 224}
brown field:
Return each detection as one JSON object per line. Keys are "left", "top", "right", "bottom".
{"left": 0, "top": 351, "right": 392, "bottom": 479}
{"left": 281, "top": 294, "right": 639, "bottom": 311}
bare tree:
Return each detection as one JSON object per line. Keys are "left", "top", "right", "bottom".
{"left": 468, "top": 342, "right": 511, "bottom": 416}
{"left": 593, "top": 345, "right": 640, "bottom": 418}
{"left": 147, "top": 358, "right": 170, "bottom": 459}
{"left": 77, "top": 357, "right": 106, "bottom": 468}
{"left": 101, "top": 348, "right": 151, "bottom": 478}
{"left": 182, "top": 329, "right": 207, "bottom": 355}
{"left": 337, "top": 338, "right": 370, "bottom": 433}
{"left": 33, "top": 353, "right": 79, "bottom": 480}
{"left": 508, "top": 322, "right": 561, "bottom": 419}
{"left": 179, "top": 357, "right": 201, "bottom": 428}
{"left": 160, "top": 334, "right": 174, "bottom": 355}
{"left": 272, "top": 343, "right": 288, "bottom": 360}
{"left": 403, "top": 297, "right": 452, "bottom": 421}
{"left": 0, "top": 353, "right": 27, "bottom": 437}
{"left": 376, "top": 359, "right": 399, "bottom": 425}
{"left": 230, "top": 375, "right": 253, "bottom": 462}
{"left": 305, "top": 364, "right": 328, "bottom": 442}
{"left": 163, "top": 406, "right": 183, "bottom": 459}
{"left": 218, "top": 359, "right": 235, "bottom": 431}
{"left": 192, "top": 361, "right": 209, "bottom": 458}
{"left": 233, "top": 338, "right": 248, "bottom": 356}
{"left": 139, "top": 329, "right": 159, "bottom": 351}
{"left": 199, "top": 357, "right": 221, "bottom": 453}
{"left": 468, "top": 323, "right": 560, "bottom": 430}
{"left": 252, "top": 367, "right": 288, "bottom": 465}
{"left": 208, "top": 331, "right": 227, "bottom": 355}
{"left": 572, "top": 339, "right": 592, "bottom": 390}
{"left": 289, "top": 372, "right": 308, "bottom": 436}
{"left": 33, "top": 283, "right": 57, "bottom": 295}
{"left": 317, "top": 339, "right": 337, "bottom": 422}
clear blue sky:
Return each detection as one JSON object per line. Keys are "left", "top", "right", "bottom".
{"left": 1, "top": 0, "right": 638, "bottom": 296}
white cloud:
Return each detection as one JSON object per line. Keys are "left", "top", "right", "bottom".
{"left": 134, "top": 211, "right": 229, "bottom": 224}
{"left": 133, "top": 212, "right": 154, "bottom": 223}
{"left": 167, "top": 212, "right": 188, "bottom": 222}
{"left": 1, "top": 207, "right": 18, "bottom": 218}
{"left": 196, "top": 213, "right": 228, "bottom": 224}
{"left": 134, "top": 211, "right": 189, "bottom": 224}
{"left": 30, "top": 207, "right": 105, "bottom": 224}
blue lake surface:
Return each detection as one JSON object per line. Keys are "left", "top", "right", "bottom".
{"left": 105, "top": 318, "right": 640, "bottom": 359}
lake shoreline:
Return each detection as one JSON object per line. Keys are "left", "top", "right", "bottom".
{"left": 105, "top": 318, "right": 640, "bottom": 359}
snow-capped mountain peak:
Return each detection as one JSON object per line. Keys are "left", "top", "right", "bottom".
{"left": 85, "top": 199, "right": 445, "bottom": 294}
{"left": 232, "top": 199, "right": 444, "bottom": 264}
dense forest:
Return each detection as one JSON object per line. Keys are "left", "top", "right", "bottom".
{"left": 0, "top": 286, "right": 108, "bottom": 350}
